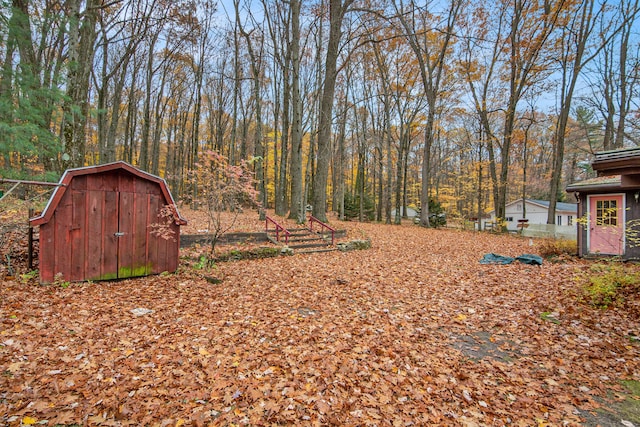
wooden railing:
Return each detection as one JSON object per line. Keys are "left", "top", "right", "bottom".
{"left": 265, "top": 215, "right": 290, "bottom": 244}
{"left": 308, "top": 215, "right": 335, "bottom": 245}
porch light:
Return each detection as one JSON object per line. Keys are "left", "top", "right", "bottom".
{"left": 635, "top": 191, "right": 639, "bottom": 203}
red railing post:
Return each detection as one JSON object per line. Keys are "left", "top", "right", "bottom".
{"left": 308, "top": 215, "right": 335, "bottom": 245}
{"left": 265, "top": 215, "right": 290, "bottom": 244}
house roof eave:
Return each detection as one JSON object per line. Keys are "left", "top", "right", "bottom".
{"left": 592, "top": 147, "right": 640, "bottom": 176}
{"left": 566, "top": 176, "right": 622, "bottom": 194}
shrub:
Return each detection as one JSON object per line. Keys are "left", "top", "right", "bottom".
{"left": 344, "top": 191, "right": 375, "bottom": 221}
{"left": 414, "top": 198, "right": 447, "bottom": 227}
{"left": 190, "top": 151, "right": 260, "bottom": 257}
{"left": 578, "top": 263, "right": 640, "bottom": 309}
{"left": 537, "top": 239, "right": 577, "bottom": 258}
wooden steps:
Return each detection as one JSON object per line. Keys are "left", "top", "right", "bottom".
{"left": 267, "top": 227, "right": 336, "bottom": 254}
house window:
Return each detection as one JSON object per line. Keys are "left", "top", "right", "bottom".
{"left": 557, "top": 215, "right": 562, "bottom": 226}
{"left": 596, "top": 199, "right": 618, "bottom": 226}
{"left": 505, "top": 217, "right": 514, "bottom": 222}
{"left": 516, "top": 203, "right": 522, "bottom": 211}
{"left": 568, "top": 215, "right": 573, "bottom": 226}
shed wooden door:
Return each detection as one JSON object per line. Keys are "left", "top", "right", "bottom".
{"left": 83, "top": 189, "right": 119, "bottom": 280}
{"left": 588, "top": 195, "right": 624, "bottom": 255}
{"left": 83, "top": 190, "right": 162, "bottom": 280}
{"left": 117, "top": 191, "right": 163, "bottom": 278}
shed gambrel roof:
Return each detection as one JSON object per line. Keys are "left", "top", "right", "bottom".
{"left": 30, "top": 161, "right": 187, "bottom": 226}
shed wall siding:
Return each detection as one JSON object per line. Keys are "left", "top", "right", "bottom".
{"left": 626, "top": 192, "right": 640, "bottom": 259}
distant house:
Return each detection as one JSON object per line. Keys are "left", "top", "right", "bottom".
{"left": 566, "top": 147, "right": 640, "bottom": 260}
{"left": 391, "top": 207, "right": 418, "bottom": 219}
{"left": 487, "top": 199, "right": 577, "bottom": 236}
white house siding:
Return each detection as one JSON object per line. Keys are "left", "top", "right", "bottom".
{"left": 391, "top": 207, "right": 418, "bottom": 219}
{"left": 522, "top": 224, "right": 577, "bottom": 240}
{"left": 488, "top": 199, "right": 577, "bottom": 238}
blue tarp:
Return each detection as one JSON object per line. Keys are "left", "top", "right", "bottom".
{"left": 479, "top": 253, "right": 514, "bottom": 264}
{"left": 480, "top": 253, "right": 543, "bottom": 265}
{"left": 515, "top": 254, "right": 544, "bottom": 265}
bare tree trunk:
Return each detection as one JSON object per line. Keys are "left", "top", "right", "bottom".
{"left": 189, "top": 5, "right": 212, "bottom": 194}
{"left": 548, "top": 0, "right": 609, "bottom": 224}
{"left": 151, "top": 63, "right": 170, "bottom": 175}
{"left": 102, "top": 1, "right": 155, "bottom": 164}
{"left": 333, "top": 62, "right": 351, "bottom": 219}
{"left": 477, "top": 133, "right": 484, "bottom": 231}
{"left": 237, "top": 3, "right": 266, "bottom": 218}
{"left": 336, "top": 106, "right": 348, "bottom": 220}
{"left": 371, "top": 41, "right": 393, "bottom": 224}
{"left": 613, "top": 0, "right": 638, "bottom": 148}
{"left": 275, "top": 65, "right": 289, "bottom": 216}
{"left": 139, "top": 31, "right": 159, "bottom": 170}
{"left": 394, "top": 132, "right": 405, "bottom": 225}
{"left": 601, "top": 54, "right": 616, "bottom": 151}
{"left": 123, "top": 55, "right": 141, "bottom": 164}
{"left": 393, "top": 0, "right": 462, "bottom": 228}
{"left": 460, "top": 4, "right": 502, "bottom": 223}
{"left": 375, "top": 139, "right": 383, "bottom": 222}
{"left": 354, "top": 105, "right": 367, "bottom": 222}
{"left": 312, "top": 0, "right": 354, "bottom": 222}
{"left": 60, "top": 0, "right": 99, "bottom": 170}
{"left": 210, "top": 58, "right": 229, "bottom": 156}
{"left": 262, "top": 0, "right": 291, "bottom": 217}
{"left": 402, "top": 145, "right": 409, "bottom": 218}
{"left": 231, "top": 19, "right": 240, "bottom": 165}
{"left": 289, "top": 0, "right": 305, "bottom": 222}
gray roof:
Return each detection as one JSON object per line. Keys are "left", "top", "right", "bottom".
{"left": 594, "top": 147, "right": 640, "bottom": 162}
{"left": 489, "top": 198, "right": 577, "bottom": 215}
{"left": 528, "top": 199, "right": 577, "bottom": 213}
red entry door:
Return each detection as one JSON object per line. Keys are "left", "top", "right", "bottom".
{"left": 589, "top": 195, "right": 624, "bottom": 255}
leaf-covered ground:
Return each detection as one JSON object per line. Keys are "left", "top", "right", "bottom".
{"left": 2, "top": 215, "right": 640, "bottom": 426}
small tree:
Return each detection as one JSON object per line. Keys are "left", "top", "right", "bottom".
{"left": 428, "top": 198, "right": 447, "bottom": 228}
{"left": 191, "top": 150, "right": 260, "bottom": 261}
{"left": 148, "top": 205, "right": 179, "bottom": 242}
{"left": 415, "top": 199, "right": 446, "bottom": 228}
{"left": 343, "top": 191, "right": 375, "bottom": 221}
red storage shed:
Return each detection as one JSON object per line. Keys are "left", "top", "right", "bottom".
{"left": 30, "top": 161, "right": 187, "bottom": 283}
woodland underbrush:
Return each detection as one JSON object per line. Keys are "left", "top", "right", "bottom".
{"left": 576, "top": 262, "right": 640, "bottom": 317}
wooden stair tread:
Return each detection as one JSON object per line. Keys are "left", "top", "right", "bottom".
{"left": 265, "top": 216, "right": 337, "bottom": 255}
